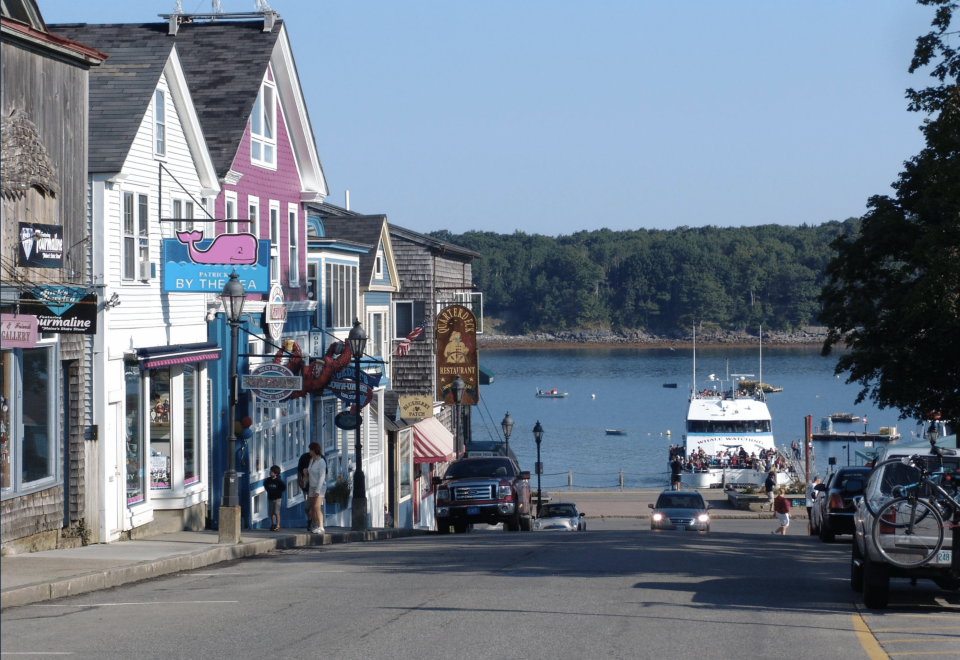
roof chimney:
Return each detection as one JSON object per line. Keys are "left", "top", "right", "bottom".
{"left": 345, "top": 190, "right": 350, "bottom": 211}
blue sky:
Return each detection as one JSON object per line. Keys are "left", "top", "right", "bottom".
{"left": 41, "top": 1, "right": 938, "bottom": 235}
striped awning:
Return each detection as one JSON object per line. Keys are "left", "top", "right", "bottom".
{"left": 413, "top": 417, "right": 455, "bottom": 465}
{"left": 137, "top": 341, "right": 221, "bottom": 371}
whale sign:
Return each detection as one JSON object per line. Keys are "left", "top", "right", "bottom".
{"left": 162, "top": 232, "right": 271, "bottom": 293}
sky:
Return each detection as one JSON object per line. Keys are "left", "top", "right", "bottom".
{"left": 39, "top": 1, "right": 941, "bottom": 236}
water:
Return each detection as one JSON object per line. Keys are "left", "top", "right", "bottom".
{"left": 471, "top": 346, "right": 922, "bottom": 489}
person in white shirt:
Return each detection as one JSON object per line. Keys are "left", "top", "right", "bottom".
{"left": 307, "top": 442, "right": 327, "bottom": 534}
{"left": 806, "top": 476, "right": 822, "bottom": 535}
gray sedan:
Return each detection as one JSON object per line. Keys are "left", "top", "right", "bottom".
{"left": 649, "top": 491, "right": 710, "bottom": 532}
{"left": 534, "top": 503, "right": 586, "bottom": 531}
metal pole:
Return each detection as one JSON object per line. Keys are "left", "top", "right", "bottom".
{"left": 351, "top": 350, "right": 367, "bottom": 530}
{"left": 505, "top": 431, "right": 510, "bottom": 458}
{"left": 221, "top": 320, "right": 239, "bottom": 507}
{"left": 536, "top": 440, "right": 542, "bottom": 517}
{"left": 804, "top": 415, "right": 812, "bottom": 482}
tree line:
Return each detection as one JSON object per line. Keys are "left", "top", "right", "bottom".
{"left": 431, "top": 220, "right": 860, "bottom": 335}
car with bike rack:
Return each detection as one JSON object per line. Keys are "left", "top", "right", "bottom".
{"left": 852, "top": 438, "right": 960, "bottom": 609}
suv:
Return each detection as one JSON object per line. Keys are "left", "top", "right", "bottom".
{"left": 812, "top": 466, "right": 872, "bottom": 542}
{"left": 852, "top": 445, "right": 960, "bottom": 609}
{"left": 433, "top": 456, "right": 533, "bottom": 533}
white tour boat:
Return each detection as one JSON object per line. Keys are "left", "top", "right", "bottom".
{"left": 680, "top": 327, "right": 791, "bottom": 489}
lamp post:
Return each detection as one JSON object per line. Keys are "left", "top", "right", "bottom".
{"left": 219, "top": 270, "right": 245, "bottom": 543}
{"left": 533, "top": 421, "right": 544, "bottom": 516}
{"left": 348, "top": 320, "right": 368, "bottom": 531}
{"left": 451, "top": 374, "right": 466, "bottom": 455}
{"left": 501, "top": 412, "right": 514, "bottom": 458}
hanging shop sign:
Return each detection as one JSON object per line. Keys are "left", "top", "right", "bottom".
{"left": 162, "top": 232, "right": 271, "bottom": 293}
{"left": 241, "top": 362, "right": 302, "bottom": 408}
{"left": 335, "top": 411, "right": 359, "bottom": 430}
{"left": 264, "top": 284, "right": 287, "bottom": 341}
{"left": 399, "top": 394, "right": 433, "bottom": 419}
{"left": 436, "top": 304, "right": 479, "bottom": 405}
{"left": 0, "top": 313, "right": 39, "bottom": 348}
{"left": 328, "top": 366, "right": 383, "bottom": 410}
{"left": 19, "top": 286, "right": 97, "bottom": 335}
{"left": 18, "top": 222, "right": 64, "bottom": 268}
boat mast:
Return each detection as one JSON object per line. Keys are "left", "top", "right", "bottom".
{"left": 692, "top": 323, "right": 697, "bottom": 396}
{"left": 759, "top": 324, "right": 763, "bottom": 397}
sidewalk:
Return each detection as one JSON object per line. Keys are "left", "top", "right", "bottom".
{"left": 1, "top": 526, "right": 429, "bottom": 610}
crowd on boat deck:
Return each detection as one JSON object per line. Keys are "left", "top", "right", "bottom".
{"left": 668, "top": 445, "right": 792, "bottom": 473}
{"left": 695, "top": 388, "right": 754, "bottom": 400}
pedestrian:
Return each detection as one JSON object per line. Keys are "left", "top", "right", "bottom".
{"left": 307, "top": 443, "right": 327, "bottom": 535}
{"left": 772, "top": 488, "right": 791, "bottom": 535}
{"left": 297, "top": 445, "right": 314, "bottom": 530}
{"left": 764, "top": 470, "right": 776, "bottom": 510}
{"left": 805, "top": 476, "right": 822, "bottom": 535}
{"left": 263, "top": 465, "right": 286, "bottom": 531}
{"left": 670, "top": 455, "right": 683, "bottom": 490}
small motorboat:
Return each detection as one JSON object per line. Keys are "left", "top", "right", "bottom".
{"left": 662, "top": 383, "right": 678, "bottom": 388}
{"left": 830, "top": 412, "right": 859, "bottom": 423}
{"left": 536, "top": 388, "right": 568, "bottom": 398}
{"left": 605, "top": 429, "right": 628, "bottom": 435}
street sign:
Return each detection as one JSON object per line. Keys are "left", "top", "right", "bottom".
{"left": 329, "top": 366, "right": 382, "bottom": 409}
{"left": 399, "top": 394, "right": 433, "bottom": 419}
{"left": 335, "top": 411, "right": 358, "bottom": 430}
{"left": 242, "top": 363, "right": 301, "bottom": 408}
{"left": 0, "top": 313, "right": 38, "bottom": 348}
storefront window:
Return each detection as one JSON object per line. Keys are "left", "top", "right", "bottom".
{"left": 149, "top": 369, "right": 172, "bottom": 490}
{"left": 125, "top": 360, "right": 144, "bottom": 506}
{"left": 21, "top": 347, "right": 54, "bottom": 485}
{"left": 183, "top": 365, "right": 198, "bottom": 486}
{"left": 400, "top": 433, "right": 412, "bottom": 499}
{"left": 1, "top": 350, "right": 13, "bottom": 494}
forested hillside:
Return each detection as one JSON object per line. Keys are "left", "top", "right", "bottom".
{"left": 431, "top": 220, "right": 858, "bottom": 335}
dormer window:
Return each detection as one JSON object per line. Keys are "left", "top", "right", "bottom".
{"left": 375, "top": 253, "right": 383, "bottom": 278}
{"left": 250, "top": 77, "right": 276, "bottom": 168}
{"left": 155, "top": 90, "right": 166, "bottom": 156}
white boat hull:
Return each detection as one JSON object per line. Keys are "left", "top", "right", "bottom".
{"left": 682, "top": 468, "right": 792, "bottom": 489}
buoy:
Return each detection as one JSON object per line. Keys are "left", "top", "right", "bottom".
{"left": 591, "top": 394, "right": 596, "bottom": 399}
{"left": 666, "top": 430, "right": 671, "bottom": 435}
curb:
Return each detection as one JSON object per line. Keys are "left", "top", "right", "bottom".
{"left": 1, "top": 528, "right": 430, "bottom": 611}
{"left": 585, "top": 513, "right": 810, "bottom": 520}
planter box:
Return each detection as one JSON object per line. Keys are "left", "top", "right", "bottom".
{"left": 727, "top": 491, "right": 806, "bottom": 512}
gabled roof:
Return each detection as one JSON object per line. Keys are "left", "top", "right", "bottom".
{"left": 50, "top": 19, "right": 326, "bottom": 195}
{"left": 389, "top": 223, "right": 481, "bottom": 260}
{"left": 312, "top": 212, "right": 400, "bottom": 291}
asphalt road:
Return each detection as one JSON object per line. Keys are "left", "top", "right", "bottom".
{"left": 2, "top": 520, "right": 957, "bottom": 660}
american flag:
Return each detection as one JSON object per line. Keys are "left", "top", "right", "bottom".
{"left": 396, "top": 318, "right": 427, "bottom": 357}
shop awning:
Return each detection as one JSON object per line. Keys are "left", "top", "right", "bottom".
{"left": 413, "top": 417, "right": 455, "bottom": 464}
{"left": 479, "top": 363, "right": 495, "bottom": 385}
{"left": 137, "top": 341, "right": 221, "bottom": 371}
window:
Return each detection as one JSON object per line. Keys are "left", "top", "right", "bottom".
{"left": 149, "top": 368, "right": 172, "bottom": 490}
{"left": 250, "top": 77, "right": 277, "bottom": 167}
{"left": 368, "top": 311, "right": 385, "bottom": 357}
{"left": 394, "top": 300, "right": 424, "bottom": 339}
{"left": 288, "top": 205, "right": 299, "bottom": 286}
{"left": 399, "top": 433, "right": 412, "bottom": 499}
{"left": 155, "top": 90, "right": 165, "bottom": 156}
{"left": 248, "top": 196, "right": 260, "bottom": 238}
{"left": 0, "top": 343, "right": 58, "bottom": 499}
{"left": 183, "top": 365, "right": 198, "bottom": 486}
{"left": 125, "top": 359, "right": 145, "bottom": 506}
{"left": 322, "top": 400, "right": 336, "bottom": 455}
{"left": 225, "top": 192, "right": 237, "bottom": 235}
{"left": 173, "top": 199, "right": 195, "bottom": 233}
{"left": 307, "top": 262, "right": 319, "bottom": 302}
{"left": 375, "top": 253, "right": 383, "bottom": 278}
{"left": 123, "top": 192, "right": 150, "bottom": 280}
{"left": 325, "top": 263, "right": 357, "bottom": 328}
{"left": 269, "top": 202, "right": 280, "bottom": 283}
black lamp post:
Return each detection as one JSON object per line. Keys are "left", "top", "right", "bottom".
{"left": 220, "top": 270, "right": 246, "bottom": 510}
{"left": 348, "top": 320, "right": 367, "bottom": 531}
{"left": 501, "top": 412, "right": 514, "bottom": 458}
{"left": 451, "top": 374, "right": 466, "bottom": 455}
{"left": 533, "top": 420, "right": 544, "bottom": 516}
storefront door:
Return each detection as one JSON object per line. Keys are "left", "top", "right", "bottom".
{"left": 103, "top": 402, "right": 124, "bottom": 539}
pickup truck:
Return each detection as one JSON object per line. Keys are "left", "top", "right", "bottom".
{"left": 852, "top": 444, "right": 960, "bottom": 609}
{"left": 433, "top": 456, "right": 533, "bottom": 533}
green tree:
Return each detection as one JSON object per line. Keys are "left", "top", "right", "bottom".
{"left": 820, "top": 0, "right": 960, "bottom": 420}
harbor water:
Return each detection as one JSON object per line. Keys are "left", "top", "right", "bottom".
{"left": 472, "top": 346, "right": 920, "bottom": 489}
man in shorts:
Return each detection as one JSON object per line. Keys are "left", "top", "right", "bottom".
{"left": 670, "top": 456, "right": 683, "bottom": 490}
{"left": 764, "top": 470, "right": 776, "bottom": 510}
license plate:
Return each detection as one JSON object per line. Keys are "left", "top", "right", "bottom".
{"left": 676, "top": 525, "right": 685, "bottom": 531}
{"left": 467, "top": 507, "right": 479, "bottom": 515}
{"left": 936, "top": 549, "right": 953, "bottom": 565}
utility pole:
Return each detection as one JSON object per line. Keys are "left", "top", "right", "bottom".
{"left": 804, "top": 415, "right": 812, "bottom": 481}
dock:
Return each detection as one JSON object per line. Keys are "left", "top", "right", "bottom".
{"left": 811, "top": 431, "right": 899, "bottom": 442}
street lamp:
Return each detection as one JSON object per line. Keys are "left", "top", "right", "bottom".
{"left": 451, "top": 374, "right": 465, "bottom": 455}
{"left": 348, "top": 320, "right": 367, "bottom": 531}
{"left": 533, "top": 420, "right": 544, "bottom": 516}
{"left": 219, "top": 270, "right": 245, "bottom": 541}
{"left": 501, "top": 412, "right": 514, "bottom": 458}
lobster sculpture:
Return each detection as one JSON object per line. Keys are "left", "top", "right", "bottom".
{"left": 272, "top": 340, "right": 352, "bottom": 400}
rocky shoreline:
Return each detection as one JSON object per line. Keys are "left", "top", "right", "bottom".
{"left": 477, "top": 326, "right": 830, "bottom": 349}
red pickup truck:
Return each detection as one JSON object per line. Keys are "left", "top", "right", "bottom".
{"left": 433, "top": 457, "right": 533, "bottom": 533}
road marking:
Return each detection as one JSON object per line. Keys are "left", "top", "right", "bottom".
{"left": 883, "top": 614, "right": 960, "bottom": 619}
{"left": 888, "top": 653, "right": 960, "bottom": 657}
{"left": 32, "top": 600, "right": 238, "bottom": 607}
{"left": 879, "top": 639, "right": 959, "bottom": 643}
{"left": 0, "top": 654, "right": 74, "bottom": 656}
{"left": 305, "top": 570, "right": 347, "bottom": 573}
{"left": 872, "top": 628, "right": 960, "bottom": 632}
{"left": 853, "top": 613, "right": 892, "bottom": 660}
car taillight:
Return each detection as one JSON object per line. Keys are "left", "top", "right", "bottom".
{"left": 878, "top": 508, "right": 896, "bottom": 535}
{"left": 829, "top": 493, "right": 844, "bottom": 509}
{"left": 437, "top": 488, "right": 449, "bottom": 502}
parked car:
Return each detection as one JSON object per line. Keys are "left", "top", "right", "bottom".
{"left": 649, "top": 491, "right": 710, "bottom": 532}
{"left": 852, "top": 444, "right": 960, "bottom": 609}
{"left": 534, "top": 503, "right": 585, "bottom": 531}
{"left": 434, "top": 457, "right": 533, "bottom": 533}
{"left": 811, "top": 466, "right": 872, "bottom": 542}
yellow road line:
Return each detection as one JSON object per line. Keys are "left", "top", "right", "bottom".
{"left": 854, "top": 613, "right": 892, "bottom": 660}
{"left": 872, "top": 628, "right": 960, "bottom": 632}
{"left": 880, "top": 614, "right": 960, "bottom": 619}
{"left": 888, "top": 653, "right": 960, "bottom": 657}
{"left": 879, "top": 639, "right": 960, "bottom": 643}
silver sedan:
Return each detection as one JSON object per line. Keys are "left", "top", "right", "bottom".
{"left": 649, "top": 491, "right": 710, "bottom": 532}
{"left": 534, "top": 503, "right": 586, "bottom": 531}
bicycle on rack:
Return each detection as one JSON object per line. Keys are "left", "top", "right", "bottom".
{"left": 863, "top": 442, "right": 959, "bottom": 569}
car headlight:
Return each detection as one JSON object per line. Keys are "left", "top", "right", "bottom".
{"left": 498, "top": 485, "right": 512, "bottom": 499}
{"left": 652, "top": 513, "right": 663, "bottom": 522}
{"left": 437, "top": 488, "right": 449, "bottom": 502}
{"left": 697, "top": 514, "right": 709, "bottom": 523}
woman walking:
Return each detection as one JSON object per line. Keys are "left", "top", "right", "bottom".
{"left": 772, "top": 488, "right": 791, "bottom": 535}
{"left": 307, "top": 442, "right": 327, "bottom": 535}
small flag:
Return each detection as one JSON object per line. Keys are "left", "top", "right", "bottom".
{"left": 396, "top": 318, "right": 427, "bottom": 357}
